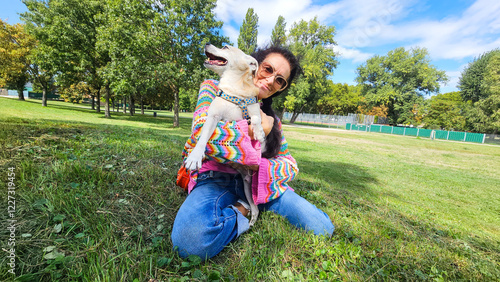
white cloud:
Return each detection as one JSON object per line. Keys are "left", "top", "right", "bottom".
{"left": 374, "top": 0, "right": 500, "bottom": 60}
{"left": 332, "top": 45, "right": 373, "bottom": 63}
{"left": 214, "top": 0, "right": 342, "bottom": 45}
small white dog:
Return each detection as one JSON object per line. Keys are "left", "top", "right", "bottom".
{"left": 184, "top": 43, "right": 265, "bottom": 226}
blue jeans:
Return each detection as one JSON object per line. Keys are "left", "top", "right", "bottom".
{"left": 171, "top": 171, "right": 334, "bottom": 260}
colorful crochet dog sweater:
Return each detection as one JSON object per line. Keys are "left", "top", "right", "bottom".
{"left": 182, "top": 79, "right": 299, "bottom": 204}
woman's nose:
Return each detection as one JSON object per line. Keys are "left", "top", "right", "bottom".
{"left": 263, "top": 75, "right": 274, "bottom": 87}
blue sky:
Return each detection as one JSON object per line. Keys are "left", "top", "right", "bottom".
{"left": 3, "top": 0, "right": 500, "bottom": 95}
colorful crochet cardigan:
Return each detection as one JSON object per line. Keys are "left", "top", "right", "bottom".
{"left": 182, "top": 79, "right": 299, "bottom": 205}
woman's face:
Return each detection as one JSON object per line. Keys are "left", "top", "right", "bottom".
{"left": 253, "top": 53, "right": 291, "bottom": 100}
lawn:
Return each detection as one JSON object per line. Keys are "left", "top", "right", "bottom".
{"left": 1, "top": 97, "right": 499, "bottom": 281}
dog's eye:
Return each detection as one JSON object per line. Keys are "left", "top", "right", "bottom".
{"left": 222, "top": 46, "right": 229, "bottom": 50}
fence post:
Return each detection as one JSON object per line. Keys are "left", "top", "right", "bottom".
{"left": 464, "top": 132, "right": 467, "bottom": 142}
{"left": 417, "top": 128, "right": 420, "bottom": 137}
{"left": 404, "top": 127, "right": 406, "bottom": 136}
{"left": 391, "top": 126, "right": 394, "bottom": 134}
{"left": 447, "top": 131, "right": 450, "bottom": 140}
{"left": 482, "top": 134, "right": 486, "bottom": 144}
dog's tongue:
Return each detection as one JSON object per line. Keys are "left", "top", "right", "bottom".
{"left": 209, "top": 59, "right": 226, "bottom": 65}
{"left": 205, "top": 52, "right": 227, "bottom": 66}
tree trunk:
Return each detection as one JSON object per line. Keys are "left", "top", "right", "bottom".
{"left": 42, "top": 85, "right": 48, "bottom": 107}
{"left": 96, "top": 88, "right": 101, "bottom": 113}
{"left": 173, "top": 87, "right": 180, "bottom": 127}
{"left": 140, "top": 94, "right": 144, "bottom": 115}
{"left": 111, "top": 98, "right": 115, "bottom": 112}
{"left": 123, "top": 96, "right": 127, "bottom": 113}
{"left": 105, "top": 84, "right": 111, "bottom": 118}
{"left": 290, "top": 112, "right": 299, "bottom": 124}
{"left": 290, "top": 104, "right": 307, "bottom": 124}
{"left": 279, "top": 107, "right": 286, "bottom": 120}
{"left": 129, "top": 94, "right": 135, "bottom": 116}
{"left": 91, "top": 95, "right": 95, "bottom": 110}
{"left": 17, "top": 88, "right": 25, "bottom": 101}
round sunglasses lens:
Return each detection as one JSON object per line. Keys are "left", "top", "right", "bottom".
{"left": 262, "top": 65, "right": 274, "bottom": 77}
{"left": 275, "top": 77, "right": 287, "bottom": 90}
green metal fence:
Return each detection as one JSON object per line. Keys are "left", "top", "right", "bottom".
{"left": 346, "top": 124, "right": 485, "bottom": 144}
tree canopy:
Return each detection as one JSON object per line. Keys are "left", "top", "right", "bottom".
{"left": 285, "top": 17, "right": 338, "bottom": 122}
{"left": 356, "top": 47, "right": 448, "bottom": 125}
{"left": 20, "top": 0, "right": 227, "bottom": 125}
{"left": 237, "top": 8, "right": 258, "bottom": 55}
{"left": 0, "top": 19, "right": 34, "bottom": 100}
{"left": 271, "top": 16, "right": 286, "bottom": 47}
{"left": 458, "top": 49, "right": 500, "bottom": 103}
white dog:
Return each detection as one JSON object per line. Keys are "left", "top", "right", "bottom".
{"left": 184, "top": 44, "right": 265, "bottom": 226}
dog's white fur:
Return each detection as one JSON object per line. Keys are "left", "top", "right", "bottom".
{"left": 184, "top": 44, "right": 264, "bottom": 226}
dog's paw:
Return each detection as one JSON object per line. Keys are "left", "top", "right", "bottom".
{"left": 254, "top": 127, "right": 266, "bottom": 152}
{"left": 184, "top": 150, "right": 204, "bottom": 171}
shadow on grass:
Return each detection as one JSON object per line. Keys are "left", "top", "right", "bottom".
{"left": 294, "top": 159, "right": 379, "bottom": 194}
{"left": 22, "top": 99, "right": 193, "bottom": 130}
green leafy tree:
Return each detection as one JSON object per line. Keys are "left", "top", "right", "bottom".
{"left": 271, "top": 15, "right": 286, "bottom": 47}
{"left": 356, "top": 47, "right": 448, "bottom": 125}
{"left": 148, "top": 0, "right": 227, "bottom": 127}
{"left": 96, "top": 0, "right": 156, "bottom": 117}
{"left": 286, "top": 17, "right": 338, "bottom": 122}
{"left": 458, "top": 49, "right": 500, "bottom": 103}
{"left": 22, "top": 0, "right": 109, "bottom": 113}
{"left": 238, "top": 8, "right": 258, "bottom": 55}
{"left": 317, "top": 82, "right": 361, "bottom": 115}
{"left": 0, "top": 20, "right": 33, "bottom": 101}
{"left": 465, "top": 52, "right": 500, "bottom": 133}
{"left": 423, "top": 91, "right": 466, "bottom": 130}
{"left": 459, "top": 49, "right": 500, "bottom": 133}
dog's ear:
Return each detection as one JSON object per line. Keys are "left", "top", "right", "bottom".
{"left": 248, "top": 58, "right": 258, "bottom": 77}
{"left": 250, "top": 62, "right": 258, "bottom": 77}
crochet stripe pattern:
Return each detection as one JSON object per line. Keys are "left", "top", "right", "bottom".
{"left": 183, "top": 80, "right": 250, "bottom": 165}
{"left": 183, "top": 79, "right": 299, "bottom": 204}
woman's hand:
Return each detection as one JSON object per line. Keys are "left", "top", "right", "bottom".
{"left": 248, "top": 110, "right": 274, "bottom": 139}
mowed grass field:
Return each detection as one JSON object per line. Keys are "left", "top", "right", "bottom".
{"left": 1, "top": 97, "right": 499, "bottom": 281}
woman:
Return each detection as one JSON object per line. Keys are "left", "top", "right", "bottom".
{"left": 172, "top": 46, "right": 334, "bottom": 260}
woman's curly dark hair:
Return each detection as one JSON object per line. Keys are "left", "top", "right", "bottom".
{"left": 251, "top": 46, "right": 301, "bottom": 159}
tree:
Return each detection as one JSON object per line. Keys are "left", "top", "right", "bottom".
{"left": 238, "top": 8, "right": 258, "bottom": 55}
{"left": 458, "top": 49, "right": 500, "bottom": 103}
{"left": 317, "top": 82, "right": 361, "bottom": 115}
{"left": 148, "top": 0, "right": 227, "bottom": 127}
{"left": 96, "top": 0, "right": 157, "bottom": 117}
{"left": 286, "top": 17, "right": 338, "bottom": 123}
{"left": 271, "top": 15, "right": 286, "bottom": 47}
{"left": 464, "top": 52, "right": 500, "bottom": 134}
{"left": 356, "top": 47, "right": 448, "bottom": 125}
{"left": 422, "top": 91, "right": 466, "bottom": 130}
{"left": 0, "top": 20, "right": 33, "bottom": 101}
{"left": 458, "top": 49, "right": 500, "bottom": 133}
{"left": 59, "top": 81, "right": 93, "bottom": 103}
{"left": 22, "top": 0, "right": 109, "bottom": 113}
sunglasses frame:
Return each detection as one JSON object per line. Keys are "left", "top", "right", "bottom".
{"left": 257, "top": 61, "right": 288, "bottom": 91}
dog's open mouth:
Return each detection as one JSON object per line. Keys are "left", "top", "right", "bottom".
{"left": 205, "top": 51, "right": 227, "bottom": 66}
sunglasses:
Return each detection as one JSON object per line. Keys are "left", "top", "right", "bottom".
{"left": 257, "top": 61, "right": 288, "bottom": 91}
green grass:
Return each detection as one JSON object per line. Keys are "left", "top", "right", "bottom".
{"left": 1, "top": 97, "right": 499, "bottom": 281}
